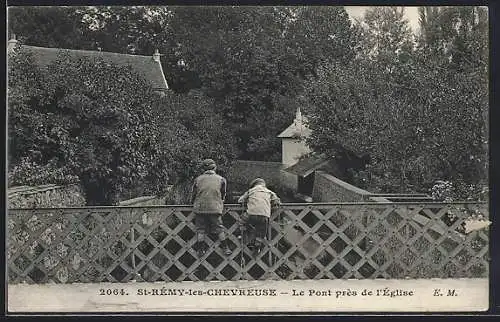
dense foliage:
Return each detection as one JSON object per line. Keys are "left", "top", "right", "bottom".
{"left": 8, "top": 6, "right": 358, "bottom": 161}
{"left": 303, "top": 7, "right": 488, "bottom": 199}
{"left": 165, "top": 6, "right": 358, "bottom": 159}
{"left": 7, "top": 6, "right": 489, "bottom": 201}
{"left": 8, "top": 46, "right": 159, "bottom": 204}
{"left": 8, "top": 6, "right": 96, "bottom": 50}
{"left": 8, "top": 46, "right": 235, "bottom": 205}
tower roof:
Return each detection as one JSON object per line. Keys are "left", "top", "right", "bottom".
{"left": 277, "top": 107, "right": 311, "bottom": 138}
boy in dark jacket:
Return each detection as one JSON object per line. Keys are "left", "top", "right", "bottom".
{"left": 238, "top": 178, "right": 281, "bottom": 254}
{"left": 191, "top": 159, "right": 231, "bottom": 257}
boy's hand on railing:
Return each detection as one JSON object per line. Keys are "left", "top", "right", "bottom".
{"left": 240, "top": 211, "right": 249, "bottom": 222}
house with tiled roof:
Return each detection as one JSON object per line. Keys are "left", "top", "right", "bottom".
{"left": 7, "top": 35, "right": 169, "bottom": 94}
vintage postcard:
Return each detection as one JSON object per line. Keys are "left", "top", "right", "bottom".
{"left": 6, "top": 5, "right": 490, "bottom": 314}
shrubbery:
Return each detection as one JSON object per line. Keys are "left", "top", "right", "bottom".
{"left": 8, "top": 157, "right": 79, "bottom": 186}
{"left": 8, "top": 45, "right": 236, "bottom": 205}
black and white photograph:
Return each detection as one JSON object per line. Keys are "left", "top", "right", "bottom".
{"left": 6, "top": 5, "right": 491, "bottom": 313}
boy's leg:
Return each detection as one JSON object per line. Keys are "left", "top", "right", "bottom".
{"left": 239, "top": 212, "right": 249, "bottom": 247}
{"left": 210, "top": 214, "right": 231, "bottom": 255}
{"left": 238, "top": 213, "right": 249, "bottom": 267}
{"left": 254, "top": 216, "right": 269, "bottom": 254}
{"left": 246, "top": 216, "right": 257, "bottom": 250}
{"left": 194, "top": 214, "right": 208, "bottom": 257}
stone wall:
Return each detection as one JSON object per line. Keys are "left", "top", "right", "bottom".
{"left": 280, "top": 170, "right": 298, "bottom": 192}
{"left": 228, "top": 160, "right": 389, "bottom": 203}
{"left": 227, "top": 160, "right": 285, "bottom": 190}
{"left": 8, "top": 184, "right": 86, "bottom": 208}
{"left": 312, "top": 171, "right": 373, "bottom": 202}
{"left": 118, "top": 195, "right": 166, "bottom": 206}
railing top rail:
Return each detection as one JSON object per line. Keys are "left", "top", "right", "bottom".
{"left": 8, "top": 201, "right": 488, "bottom": 211}
{"left": 368, "top": 193, "right": 430, "bottom": 196}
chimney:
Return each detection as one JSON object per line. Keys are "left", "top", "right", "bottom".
{"left": 8, "top": 34, "right": 19, "bottom": 52}
{"left": 294, "top": 107, "right": 303, "bottom": 129}
{"left": 153, "top": 49, "right": 161, "bottom": 62}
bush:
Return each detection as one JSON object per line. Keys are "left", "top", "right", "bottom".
{"left": 8, "top": 157, "right": 79, "bottom": 187}
{"left": 8, "top": 46, "right": 167, "bottom": 204}
{"left": 430, "top": 179, "right": 489, "bottom": 202}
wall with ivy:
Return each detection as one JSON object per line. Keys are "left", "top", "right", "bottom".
{"left": 8, "top": 184, "right": 86, "bottom": 208}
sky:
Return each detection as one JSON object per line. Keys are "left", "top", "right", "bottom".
{"left": 344, "top": 6, "right": 420, "bottom": 32}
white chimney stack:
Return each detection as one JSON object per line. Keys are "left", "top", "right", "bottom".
{"left": 295, "top": 107, "right": 303, "bottom": 128}
{"left": 153, "top": 49, "right": 161, "bottom": 62}
{"left": 8, "top": 34, "right": 19, "bottom": 52}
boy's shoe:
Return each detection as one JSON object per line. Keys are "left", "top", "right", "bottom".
{"left": 223, "top": 246, "right": 232, "bottom": 256}
{"left": 197, "top": 248, "right": 207, "bottom": 258}
{"left": 220, "top": 240, "right": 232, "bottom": 256}
{"left": 252, "top": 246, "right": 263, "bottom": 257}
{"left": 252, "top": 241, "right": 264, "bottom": 256}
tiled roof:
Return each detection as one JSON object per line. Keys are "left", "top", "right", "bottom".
{"left": 23, "top": 45, "right": 168, "bottom": 91}
{"left": 283, "top": 154, "right": 330, "bottom": 177}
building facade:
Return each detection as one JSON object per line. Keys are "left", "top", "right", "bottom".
{"left": 277, "top": 107, "right": 312, "bottom": 167}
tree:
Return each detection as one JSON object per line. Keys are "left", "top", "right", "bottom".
{"left": 8, "top": 43, "right": 240, "bottom": 205}
{"left": 135, "top": 89, "right": 240, "bottom": 204}
{"left": 166, "top": 6, "right": 358, "bottom": 157}
{"left": 417, "top": 6, "right": 488, "bottom": 72}
{"left": 357, "top": 7, "right": 416, "bottom": 87}
{"left": 303, "top": 6, "right": 488, "bottom": 199}
{"left": 153, "top": 89, "right": 238, "bottom": 183}
{"left": 7, "top": 6, "right": 95, "bottom": 50}
{"left": 415, "top": 6, "right": 489, "bottom": 198}
{"left": 286, "top": 6, "right": 359, "bottom": 70}
{"left": 77, "top": 6, "right": 171, "bottom": 55}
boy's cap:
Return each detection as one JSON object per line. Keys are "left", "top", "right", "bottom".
{"left": 250, "top": 178, "right": 266, "bottom": 187}
{"left": 202, "top": 158, "right": 217, "bottom": 170}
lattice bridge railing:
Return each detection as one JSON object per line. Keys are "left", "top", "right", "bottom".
{"left": 7, "top": 202, "right": 489, "bottom": 284}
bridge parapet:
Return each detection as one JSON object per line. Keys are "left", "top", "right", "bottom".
{"left": 7, "top": 202, "right": 489, "bottom": 284}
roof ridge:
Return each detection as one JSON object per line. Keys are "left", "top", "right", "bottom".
{"left": 19, "top": 44, "right": 169, "bottom": 90}
{"left": 23, "top": 45, "right": 153, "bottom": 59}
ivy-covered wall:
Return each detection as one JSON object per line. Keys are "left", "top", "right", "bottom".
{"left": 8, "top": 184, "right": 86, "bottom": 208}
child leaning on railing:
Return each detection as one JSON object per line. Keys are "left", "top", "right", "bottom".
{"left": 237, "top": 178, "right": 281, "bottom": 255}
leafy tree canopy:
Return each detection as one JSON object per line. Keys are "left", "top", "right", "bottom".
{"left": 303, "top": 6, "right": 488, "bottom": 199}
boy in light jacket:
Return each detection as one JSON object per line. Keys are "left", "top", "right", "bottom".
{"left": 238, "top": 178, "right": 281, "bottom": 254}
